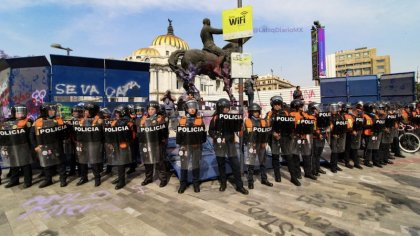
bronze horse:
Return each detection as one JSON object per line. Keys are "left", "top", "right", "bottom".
{"left": 168, "top": 42, "right": 239, "bottom": 103}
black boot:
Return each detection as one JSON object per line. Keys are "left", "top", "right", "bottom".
{"left": 92, "top": 164, "right": 101, "bottom": 187}
{"left": 293, "top": 155, "right": 302, "bottom": 179}
{"left": 192, "top": 169, "right": 200, "bottom": 192}
{"left": 287, "top": 156, "right": 301, "bottom": 186}
{"left": 77, "top": 164, "right": 88, "bottom": 186}
{"left": 260, "top": 164, "right": 273, "bottom": 187}
{"left": 5, "top": 167, "right": 20, "bottom": 188}
{"left": 142, "top": 164, "right": 154, "bottom": 186}
{"left": 303, "top": 155, "right": 317, "bottom": 180}
{"left": 247, "top": 165, "right": 254, "bottom": 189}
{"left": 178, "top": 169, "right": 188, "bottom": 194}
{"left": 216, "top": 156, "right": 227, "bottom": 191}
{"left": 39, "top": 167, "right": 53, "bottom": 188}
{"left": 60, "top": 177, "right": 67, "bottom": 187}
{"left": 330, "top": 153, "right": 338, "bottom": 173}
{"left": 126, "top": 162, "right": 136, "bottom": 175}
{"left": 115, "top": 165, "right": 126, "bottom": 190}
{"left": 272, "top": 154, "right": 281, "bottom": 182}
{"left": 22, "top": 165, "right": 32, "bottom": 188}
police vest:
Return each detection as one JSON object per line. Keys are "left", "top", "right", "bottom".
{"left": 363, "top": 114, "right": 374, "bottom": 136}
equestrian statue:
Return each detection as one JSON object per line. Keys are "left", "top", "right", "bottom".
{"left": 168, "top": 18, "right": 240, "bottom": 103}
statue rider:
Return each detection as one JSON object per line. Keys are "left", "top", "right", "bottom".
{"left": 200, "top": 18, "right": 225, "bottom": 77}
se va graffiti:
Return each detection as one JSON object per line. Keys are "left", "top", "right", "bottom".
{"left": 55, "top": 81, "right": 141, "bottom": 97}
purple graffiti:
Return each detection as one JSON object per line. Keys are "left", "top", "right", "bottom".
{"left": 18, "top": 190, "right": 117, "bottom": 220}
{"left": 31, "top": 89, "right": 46, "bottom": 106}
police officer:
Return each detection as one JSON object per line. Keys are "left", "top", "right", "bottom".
{"left": 126, "top": 104, "right": 139, "bottom": 175}
{"left": 341, "top": 103, "right": 355, "bottom": 169}
{"left": 138, "top": 101, "right": 168, "bottom": 187}
{"left": 265, "top": 96, "right": 284, "bottom": 182}
{"left": 208, "top": 98, "right": 248, "bottom": 194}
{"left": 391, "top": 103, "right": 404, "bottom": 158}
{"left": 31, "top": 103, "right": 67, "bottom": 188}
{"left": 105, "top": 105, "right": 134, "bottom": 190}
{"left": 348, "top": 101, "right": 364, "bottom": 169}
{"left": 363, "top": 102, "right": 384, "bottom": 168}
{"left": 329, "top": 103, "right": 347, "bottom": 173}
{"left": 176, "top": 100, "right": 206, "bottom": 193}
{"left": 74, "top": 103, "right": 104, "bottom": 187}
{"left": 244, "top": 103, "right": 273, "bottom": 189}
{"left": 0, "top": 105, "right": 33, "bottom": 188}
{"left": 64, "top": 105, "right": 83, "bottom": 176}
{"left": 308, "top": 102, "right": 328, "bottom": 176}
{"left": 290, "top": 99, "right": 317, "bottom": 180}
{"left": 381, "top": 103, "right": 395, "bottom": 165}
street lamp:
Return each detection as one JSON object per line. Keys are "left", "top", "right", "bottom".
{"left": 50, "top": 43, "right": 73, "bottom": 56}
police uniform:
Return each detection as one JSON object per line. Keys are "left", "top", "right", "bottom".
{"left": 176, "top": 101, "right": 206, "bottom": 193}
{"left": 290, "top": 106, "right": 316, "bottom": 180}
{"left": 138, "top": 101, "right": 169, "bottom": 187}
{"left": 104, "top": 107, "right": 134, "bottom": 190}
{"left": 0, "top": 105, "right": 33, "bottom": 188}
{"left": 74, "top": 104, "right": 104, "bottom": 187}
{"left": 362, "top": 103, "right": 385, "bottom": 168}
{"left": 329, "top": 104, "right": 347, "bottom": 173}
{"left": 30, "top": 104, "right": 67, "bottom": 188}
{"left": 244, "top": 103, "right": 273, "bottom": 189}
{"left": 208, "top": 98, "right": 248, "bottom": 194}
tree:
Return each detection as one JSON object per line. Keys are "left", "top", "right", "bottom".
{"left": 0, "top": 49, "right": 10, "bottom": 59}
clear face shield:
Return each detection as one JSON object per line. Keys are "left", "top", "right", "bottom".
{"left": 329, "top": 104, "right": 340, "bottom": 114}
{"left": 185, "top": 101, "right": 199, "bottom": 115}
{"left": 47, "top": 105, "right": 58, "bottom": 118}
{"left": 14, "top": 106, "right": 27, "bottom": 119}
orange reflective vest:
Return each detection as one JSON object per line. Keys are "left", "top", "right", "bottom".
{"left": 178, "top": 116, "right": 203, "bottom": 127}
{"left": 344, "top": 114, "right": 354, "bottom": 131}
{"left": 363, "top": 114, "right": 375, "bottom": 136}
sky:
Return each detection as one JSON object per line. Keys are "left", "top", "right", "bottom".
{"left": 0, "top": 0, "right": 419, "bottom": 87}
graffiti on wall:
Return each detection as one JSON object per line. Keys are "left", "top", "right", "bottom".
{"left": 105, "top": 81, "right": 141, "bottom": 97}
{"left": 55, "top": 83, "right": 101, "bottom": 96}
{"left": 6, "top": 67, "right": 49, "bottom": 119}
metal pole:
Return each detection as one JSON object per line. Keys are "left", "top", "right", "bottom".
{"left": 237, "top": 0, "right": 245, "bottom": 175}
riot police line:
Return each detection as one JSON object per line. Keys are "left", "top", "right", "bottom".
{"left": 0, "top": 97, "right": 419, "bottom": 194}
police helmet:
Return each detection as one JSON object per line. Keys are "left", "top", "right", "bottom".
{"left": 376, "top": 102, "right": 386, "bottom": 111}
{"left": 184, "top": 100, "right": 199, "bottom": 114}
{"left": 216, "top": 98, "right": 230, "bottom": 113}
{"left": 363, "top": 102, "right": 375, "bottom": 113}
{"left": 39, "top": 103, "right": 56, "bottom": 118}
{"left": 99, "top": 107, "right": 111, "bottom": 118}
{"left": 84, "top": 103, "right": 100, "bottom": 118}
{"left": 307, "top": 102, "right": 321, "bottom": 114}
{"left": 408, "top": 102, "right": 416, "bottom": 111}
{"left": 290, "top": 99, "right": 304, "bottom": 110}
{"left": 355, "top": 101, "right": 364, "bottom": 109}
{"left": 134, "top": 104, "right": 145, "bottom": 114}
{"left": 11, "top": 104, "right": 27, "bottom": 119}
{"left": 270, "top": 96, "right": 283, "bottom": 107}
{"left": 341, "top": 103, "right": 352, "bottom": 113}
{"left": 71, "top": 105, "right": 84, "bottom": 117}
{"left": 329, "top": 103, "right": 340, "bottom": 113}
{"left": 248, "top": 103, "right": 262, "bottom": 112}
{"left": 147, "top": 101, "right": 160, "bottom": 111}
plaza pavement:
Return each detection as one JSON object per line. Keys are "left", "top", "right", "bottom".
{"left": 0, "top": 152, "right": 420, "bottom": 236}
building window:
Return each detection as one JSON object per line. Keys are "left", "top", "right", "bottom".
{"left": 347, "top": 54, "right": 352, "bottom": 58}
{"left": 355, "top": 53, "right": 360, "bottom": 58}
{"left": 363, "top": 52, "right": 369, "bottom": 57}
{"left": 166, "top": 51, "right": 169, "bottom": 56}
{"left": 136, "top": 56, "right": 141, "bottom": 59}
{"left": 377, "top": 59, "right": 385, "bottom": 63}
{"left": 339, "top": 55, "right": 345, "bottom": 60}
{"left": 377, "top": 65, "right": 385, "bottom": 70}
